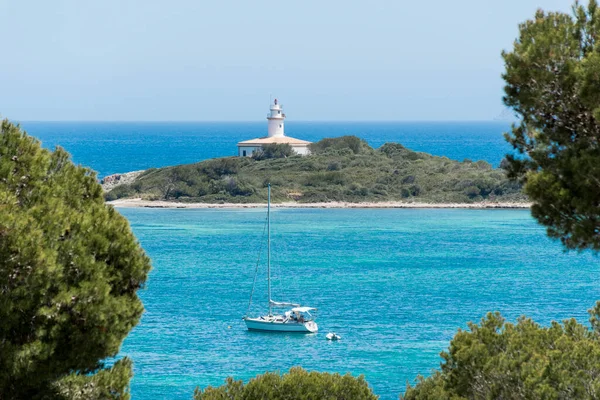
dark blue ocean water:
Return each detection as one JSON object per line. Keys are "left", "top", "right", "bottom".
{"left": 19, "top": 121, "right": 513, "bottom": 178}
{"left": 120, "top": 208, "right": 599, "bottom": 399}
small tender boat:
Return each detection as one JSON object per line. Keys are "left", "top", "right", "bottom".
{"left": 242, "top": 184, "right": 319, "bottom": 333}
{"left": 326, "top": 332, "right": 341, "bottom": 341}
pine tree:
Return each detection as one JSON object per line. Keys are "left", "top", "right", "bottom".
{"left": 0, "top": 119, "right": 151, "bottom": 399}
{"left": 402, "top": 303, "right": 600, "bottom": 399}
{"left": 502, "top": 0, "right": 600, "bottom": 251}
{"left": 194, "top": 367, "right": 379, "bottom": 400}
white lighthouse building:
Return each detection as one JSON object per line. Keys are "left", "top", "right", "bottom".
{"left": 267, "top": 98, "right": 285, "bottom": 137}
{"left": 237, "top": 99, "right": 311, "bottom": 157}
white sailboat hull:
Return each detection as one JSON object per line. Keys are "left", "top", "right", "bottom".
{"left": 244, "top": 317, "right": 318, "bottom": 333}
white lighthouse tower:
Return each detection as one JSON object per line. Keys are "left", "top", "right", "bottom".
{"left": 267, "top": 98, "right": 285, "bottom": 137}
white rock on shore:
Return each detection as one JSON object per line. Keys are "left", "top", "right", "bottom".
{"left": 101, "top": 170, "right": 145, "bottom": 192}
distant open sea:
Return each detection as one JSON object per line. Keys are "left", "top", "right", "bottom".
{"left": 20, "top": 121, "right": 513, "bottom": 178}
{"left": 15, "top": 121, "right": 595, "bottom": 399}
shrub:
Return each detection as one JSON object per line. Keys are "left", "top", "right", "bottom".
{"left": 464, "top": 185, "right": 481, "bottom": 198}
{"left": 171, "top": 182, "right": 196, "bottom": 199}
{"left": 224, "top": 177, "right": 255, "bottom": 196}
{"left": 252, "top": 143, "right": 294, "bottom": 160}
{"left": 474, "top": 160, "right": 492, "bottom": 170}
{"left": 104, "top": 184, "right": 134, "bottom": 200}
{"left": 409, "top": 184, "right": 421, "bottom": 196}
{"left": 194, "top": 367, "right": 378, "bottom": 400}
{"left": 327, "top": 161, "right": 341, "bottom": 171}
{"left": 402, "top": 175, "right": 416, "bottom": 184}
{"left": 379, "top": 142, "right": 409, "bottom": 158}
{"left": 197, "top": 182, "right": 210, "bottom": 197}
{"left": 104, "top": 191, "right": 118, "bottom": 201}
{"left": 305, "top": 171, "right": 346, "bottom": 187}
{"left": 201, "top": 157, "right": 242, "bottom": 179}
{"left": 402, "top": 303, "right": 600, "bottom": 400}
{"left": 138, "top": 167, "right": 157, "bottom": 178}
{"left": 473, "top": 178, "right": 496, "bottom": 197}
{"left": 309, "top": 136, "right": 370, "bottom": 155}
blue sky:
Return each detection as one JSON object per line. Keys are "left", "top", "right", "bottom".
{"left": 0, "top": 0, "right": 571, "bottom": 121}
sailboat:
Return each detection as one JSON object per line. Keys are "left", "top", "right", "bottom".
{"left": 243, "top": 184, "right": 318, "bottom": 333}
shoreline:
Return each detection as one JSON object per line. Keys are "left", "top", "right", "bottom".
{"left": 107, "top": 198, "right": 532, "bottom": 209}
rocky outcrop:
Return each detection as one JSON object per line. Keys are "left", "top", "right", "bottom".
{"left": 101, "top": 170, "right": 145, "bottom": 192}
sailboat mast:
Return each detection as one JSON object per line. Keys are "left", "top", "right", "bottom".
{"left": 267, "top": 183, "right": 272, "bottom": 316}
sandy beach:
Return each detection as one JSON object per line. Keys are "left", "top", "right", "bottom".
{"left": 108, "top": 198, "right": 531, "bottom": 209}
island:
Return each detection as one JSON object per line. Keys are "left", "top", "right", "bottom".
{"left": 103, "top": 136, "right": 528, "bottom": 208}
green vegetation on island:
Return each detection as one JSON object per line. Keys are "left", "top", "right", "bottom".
{"left": 105, "top": 136, "right": 524, "bottom": 204}
{"left": 0, "top": 119, "right": 151, "bottom": 399}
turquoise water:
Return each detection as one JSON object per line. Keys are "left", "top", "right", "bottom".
{"left": 17, "top": 121, "right": 595, "bottom": 397}
{"left": 20, "top": 121, "right": 512, "bottom": 177}
{"left": 119, "top": 207, "right": 599, "bottom": 399}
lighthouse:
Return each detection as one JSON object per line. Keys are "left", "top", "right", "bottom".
{"left": 237, "top": 98, "right": 312, "bottom": 157}
{"left": 267, "top": 98, "right": 285, "bottom": 137}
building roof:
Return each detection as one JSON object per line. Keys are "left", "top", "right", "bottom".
{"left": 237, "top": 136, "right": 311, "bottom": 146}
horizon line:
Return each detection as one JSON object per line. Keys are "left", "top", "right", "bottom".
{"left": 14, "top": 119, "right": 515, "bottom": 124}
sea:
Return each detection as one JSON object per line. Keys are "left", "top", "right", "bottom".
{"left": 17, "top": 121, "right": 600, "bottom": 399}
